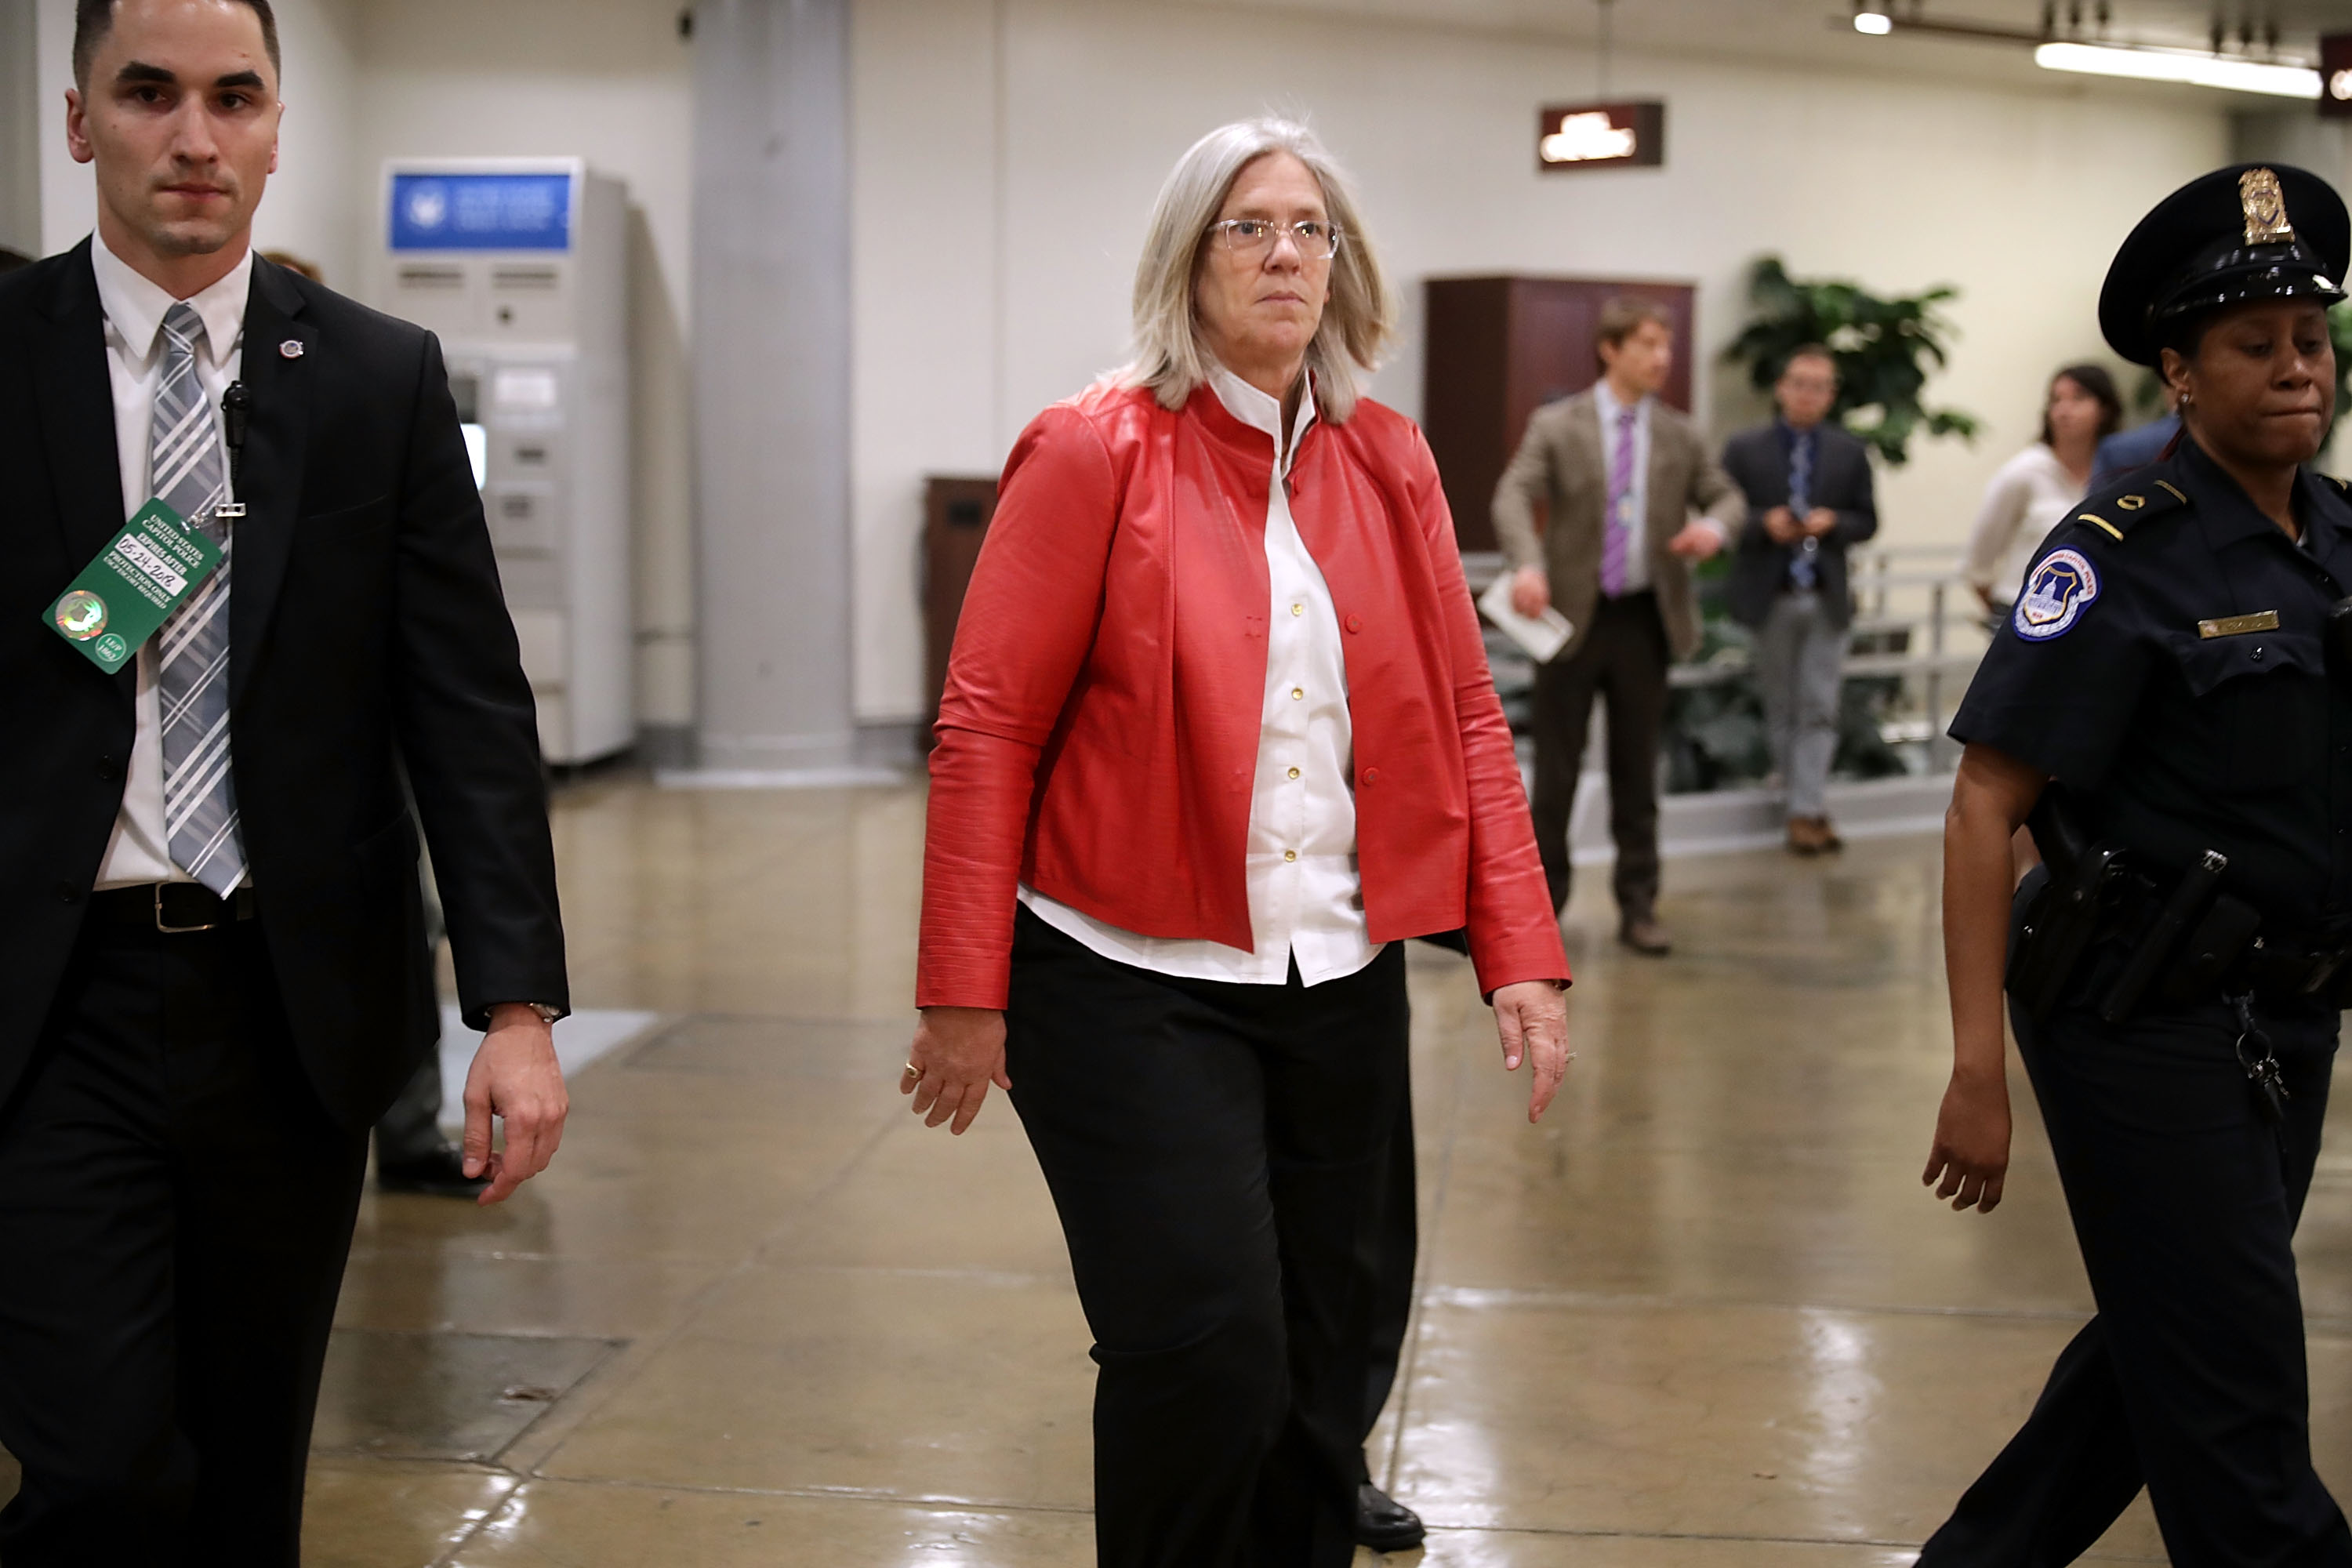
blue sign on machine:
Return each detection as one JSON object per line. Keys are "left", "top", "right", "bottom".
{"left": 390, "top": 171, "right": 572, "bottom": 251}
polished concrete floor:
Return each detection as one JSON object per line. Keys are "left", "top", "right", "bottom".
{"left": 7, "top": 772, "right": 2352, "bottom": 1564}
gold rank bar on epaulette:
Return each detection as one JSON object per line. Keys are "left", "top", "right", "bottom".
{"left": 2074, "top": 479, "right": 2188, "bottom": 542}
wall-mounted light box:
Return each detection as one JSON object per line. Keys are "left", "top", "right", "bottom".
{"left": 1536, "top": 102, "right": 1666, "bottom": 172}
{"left": 2323, "top": 34, "right": 2352, "bottom": 119}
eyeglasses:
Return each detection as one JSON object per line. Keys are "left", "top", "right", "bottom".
{"left": 1205, "top": 219, "right": 1342, "bottom": 262}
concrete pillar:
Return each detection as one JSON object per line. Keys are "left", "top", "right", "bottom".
{"left": 688, "top": 0, "right": 862, "bottom": 779}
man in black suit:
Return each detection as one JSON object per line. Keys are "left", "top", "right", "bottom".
{"left": 1720, "top": 346, "right": 1878, "bottom": 855}
{"left": 0, "top": 2, "right": 570, "bottom": 1559}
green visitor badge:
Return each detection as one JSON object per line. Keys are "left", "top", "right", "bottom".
{"left": 41, "top": 499, "right": 224, "bottom": 674}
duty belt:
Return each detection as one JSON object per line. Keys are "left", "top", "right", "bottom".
{"left": 2007, "top": 790, "right": 2352, "bottom": 1020}
{"left": 2223, "top": 932, "right": 2352, "bottom": 1004}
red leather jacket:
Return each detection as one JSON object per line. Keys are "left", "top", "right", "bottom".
{"left": 918, "top": 380, "right": 1569, "bottom": 1009}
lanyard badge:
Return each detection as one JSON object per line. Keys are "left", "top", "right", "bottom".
{"left": 41, "top": 498, "right": 225, "bottom": 674}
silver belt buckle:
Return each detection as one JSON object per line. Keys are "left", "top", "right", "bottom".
{"left": 153, "top": 884, "right": 223, "bottom": 934}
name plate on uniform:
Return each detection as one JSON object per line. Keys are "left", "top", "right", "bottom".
{"left": 40, "top": 499, "right": 223, "bottom": 674}
{"left": 2198, "top": 611, "right": 2281, "bottom": 640}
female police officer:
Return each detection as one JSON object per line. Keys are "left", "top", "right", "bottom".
{"left": 1919, "top": 164, "right": 2352, "bottom": 1565}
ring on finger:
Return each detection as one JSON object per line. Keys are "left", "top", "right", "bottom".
{"left": 902, "top": 1061, "right": 921, "bottom": 1078}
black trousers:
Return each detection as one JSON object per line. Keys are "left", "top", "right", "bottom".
{"left": 373, "top": 1049, "right": 448, "bottom": 1166}
{"left": 1528, "top": 590, "right": 1670, "bottom": 920}
{"left": 0, "top": 914, "right": 370, "bottom": 1566}
{"left": 1918, "top": 948, "right": 2352, "bottom": 1567}
{"left": 1005, "top": 907, "right": 1410, "bottom": 1568}
{"left": 1354, "top": 1087, "right": 1416, "bottom": 1485}
{"left": 377, "top": 863, "right": 449, "bottom": 1166}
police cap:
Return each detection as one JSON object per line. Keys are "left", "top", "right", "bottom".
{"left": 2098, "top": 163, "right": 2347, "bottom": 366}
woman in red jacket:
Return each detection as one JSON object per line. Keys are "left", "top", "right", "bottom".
{"left": 903, "top": 118, "right": 1571, "bottom": 1568}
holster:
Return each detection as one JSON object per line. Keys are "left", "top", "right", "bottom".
{"left": 2005, "top": 790, "right": 2130, "bottom": 1022}
{"left": 2006, "top": 848, "right": 2129, "bottom": 1022}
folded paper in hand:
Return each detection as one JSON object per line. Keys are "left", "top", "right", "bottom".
{"left": 1477, "top": 572, "right": 1573, "bottom": 663}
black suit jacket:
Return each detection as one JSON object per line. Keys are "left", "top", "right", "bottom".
{"left": 1719, "top": 422, "right": 1879, "bottom": 630}
{"left": 0, "top": 242, "right": 568, "bottom": 1127}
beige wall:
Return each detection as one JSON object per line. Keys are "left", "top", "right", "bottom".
{"left": 1, "top": 0, "right": 40, "bottom": 256}
{"left": 848, "top": 0, "right": 2231, "bottom": 722}
{"left": 351, "top": 0, "right": 697, "bottom": 734}
{"left": 24, "top": 0, "right": 2249, "bottom": 732}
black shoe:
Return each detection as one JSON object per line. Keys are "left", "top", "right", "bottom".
{"left": 1356, "top": 1483, "right": 1426, "bottom": 1552}
{"left": 376, "top": 1143, "right": 491, "bottom": 1198}
{"left": 1618, "top": 915, "right": 1673, "bottom": 956}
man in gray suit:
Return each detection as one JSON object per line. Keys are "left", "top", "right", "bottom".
{"left": 1495, "top": 298, "right": 1744, "bottom": 954}
{"left": 1720, "top": 345, "right": 1878, "bottom": 855}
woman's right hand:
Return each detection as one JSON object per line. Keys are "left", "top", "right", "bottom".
{"left": 903, "top": 1007, "right": 1011, "bottom": 1135}
{"left": 1922, "top": 1068, "right": 2011, "bottom": 1213}
{"left": 1493, "top": 980, "right": 1571, "bottom": 1123}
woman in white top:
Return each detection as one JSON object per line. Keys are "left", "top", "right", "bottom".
{"left": 1961, "top": 363, "right": 2124, "bottom": 613}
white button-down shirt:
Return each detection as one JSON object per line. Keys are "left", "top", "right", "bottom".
{"left": 89, "top": 235, "right": 252, "bottom": 890}
{"left": 1019, "top": 367, "right": 1383, "bottom": 987}
{"left": 1590, "top": 377, "right": 1654, "bottom": 596}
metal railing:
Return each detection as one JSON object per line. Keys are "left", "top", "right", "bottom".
{"left": 1465, "top": 544, "right": 1991, "bottom": 772}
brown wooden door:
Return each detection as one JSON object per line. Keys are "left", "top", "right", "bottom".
{"left": 1424, "top": 274, "right": 1696, "bottom": 553}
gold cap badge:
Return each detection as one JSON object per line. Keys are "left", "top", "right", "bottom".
{"left": 2241, "top": 167, "right": 2296, "bottom": 246}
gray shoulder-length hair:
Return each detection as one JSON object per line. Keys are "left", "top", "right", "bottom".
{"left": 1118, "top": 118, "right": 1398, "bottom": 424}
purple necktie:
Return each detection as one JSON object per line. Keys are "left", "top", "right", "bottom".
{"left": 1600, "top": 408, "right": 1638, "bottom": 597}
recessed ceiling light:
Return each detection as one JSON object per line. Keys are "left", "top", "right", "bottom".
{"left": 1853, "top": 9, "right": 1893, "bottom": 35}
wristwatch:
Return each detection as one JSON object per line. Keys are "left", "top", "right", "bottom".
{"left": 518, "top": 1002, "right": 563, "bottom": 1025}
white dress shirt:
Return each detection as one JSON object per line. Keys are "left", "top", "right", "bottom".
{"left": 89, "top": 235, "right": 253, "bottom": 890}
{"left": 1591, "top": 378, "right": 1654, "bottom": 594}
{"left": 1961, "top": 443, "right": 2086, "bottom": 609}
{"left": 1019, "top": 367, "right": 1383, "bottom": 987}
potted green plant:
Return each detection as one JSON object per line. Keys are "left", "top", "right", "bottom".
{"left": 1722, "top": 256, "right": 1981, "bottom": 466}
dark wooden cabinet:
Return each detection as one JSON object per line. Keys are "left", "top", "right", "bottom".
{"left": 922, "top": 474, "right": 1000, "bottom": 748}
{"left": 1422, "top": 275, "right": 1697, "bottom": 552}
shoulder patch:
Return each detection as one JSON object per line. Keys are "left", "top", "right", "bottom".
{"left": 2068, "top": 472, "right": 2189, "bottom": 543}
{"left": 2013, "top": 547, "right": 2100, "bottom": 641}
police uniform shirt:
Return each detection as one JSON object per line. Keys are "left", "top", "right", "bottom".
{"left": 1949, "top": 437, "right": 2352, "bottom": 930}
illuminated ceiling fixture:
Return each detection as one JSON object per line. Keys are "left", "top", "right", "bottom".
{"left": 1839, "top": 3, "right": 2324, "bottom": 100}
{"left": 2034, "top": 41, "right": 2323, "bottom": 98}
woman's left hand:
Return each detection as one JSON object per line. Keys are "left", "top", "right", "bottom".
{"left": 1492, "top": 980, "right": 1571, "bottom": 1123}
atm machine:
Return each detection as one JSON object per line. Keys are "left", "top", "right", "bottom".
{"left": 374, "top": 157, "right": 632, "bottom": 765}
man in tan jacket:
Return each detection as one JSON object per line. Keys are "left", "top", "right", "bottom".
{"left": 1494, "top": 298, "right": 1744, "bottom": 954}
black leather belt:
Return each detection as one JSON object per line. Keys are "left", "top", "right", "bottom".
{"left": 88, "top": 883, "right": 258, "bottom": 933}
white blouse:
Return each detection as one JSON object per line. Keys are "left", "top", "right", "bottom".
{"left": 1961, "top": 444, "right": 2088, "bottom": 608}
{"left": 1018, "top": 366, "right": 1383, "bottom": 988}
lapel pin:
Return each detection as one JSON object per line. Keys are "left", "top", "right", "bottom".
{"left": 279, "top": 339, "right": 305, "bottom": 359}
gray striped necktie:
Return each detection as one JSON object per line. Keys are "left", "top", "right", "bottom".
{"left": 154, "top": 301, "right": 246, "bottom": 895}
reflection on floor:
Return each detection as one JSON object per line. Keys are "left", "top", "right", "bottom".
{"left": 5, "top": 772, "right": 2350, "bottom": 1563}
